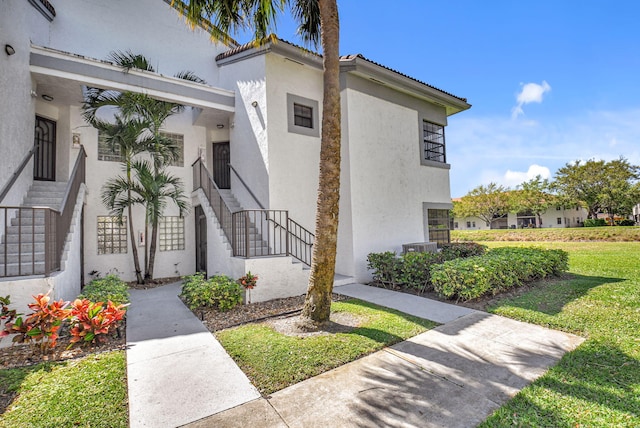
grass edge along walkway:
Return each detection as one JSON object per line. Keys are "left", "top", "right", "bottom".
{"left": 216, "top": 299, "right": 438, "bottom": 395}
{"left": 478, "top": 241, "right": 640, "bottom": 427}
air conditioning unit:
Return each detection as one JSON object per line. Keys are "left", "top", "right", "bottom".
{"left": 402, "top": 242, "right": 438, "bottom": 254}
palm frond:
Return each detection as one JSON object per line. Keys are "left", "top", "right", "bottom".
{"left": 174, "top": 70, "right": 207, "bottom": 84}
{"left": 108, "top": 50, "right": 155, "bottom": 72}
{"left": 291, "top": 0, "right": 321, "bottom": 46}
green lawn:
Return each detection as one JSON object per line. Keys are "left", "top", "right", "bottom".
{"left": 478, "top": 241, "right": 640, "bottom": 427}
{"left": 0, "top": 351, "right": 128, "bottom": 428}
{"left": 216, "top": 299, "right": 437, "bottom": 394}
{"left": 451, "top": 226, "right": 640, "bottom": 242}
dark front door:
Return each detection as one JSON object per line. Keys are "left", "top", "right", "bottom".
{"left": 34, "top": 116, "right": 56, "bottom": 181}
{"left": 195, "top": 205, "right": 207, "bottom": 274}
{"left": 212, "top": 142, "right": 230, "bottom": 189}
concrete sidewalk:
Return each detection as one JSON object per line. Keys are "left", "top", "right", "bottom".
{"left": 126, "top": 282, "right": 260, "bottom": 428}
{"left": 186, "top": 284, "right": 584, "bottom": 428}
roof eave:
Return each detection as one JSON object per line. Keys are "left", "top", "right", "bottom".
{"left": 340, "top": 56, "right": 471, "bottom": 116}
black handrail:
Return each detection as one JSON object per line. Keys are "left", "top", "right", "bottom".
{"left": 228, "top": 163, "right": 265, "bottom": 209}
{"left": 0, "top": 146, "right": 37, "bottom": 204}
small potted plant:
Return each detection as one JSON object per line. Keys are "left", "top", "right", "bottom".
{"left": 238, "top": 271, "right": 258, "bottom": 304}
{"left": 238, "top": 271, "right": 258, "bottom": 289}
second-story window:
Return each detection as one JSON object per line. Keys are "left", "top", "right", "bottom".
{"left": 423, "top": 121, "right": 446, "bottom": 163}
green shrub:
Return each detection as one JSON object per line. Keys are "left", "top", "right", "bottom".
{"left": 79, "top": 275, "right": 130, "bottom": 306}
{"left": 398, "top": 252, "right": 443, "bottom": 292}
{"left": 440, "top": 242, "right": 487, "bottom": 260}
{"left": 615, "top": 219, "right": 636, "bottom": 226}
{"left": 180, "top": 273, "right": 243, "bottom": 311}
{"left": 367, "top": 245, "right": 486, "bottom": 293}
{"left": 366, "top": 252, "right": 403, "bottom": 287}
{"left": 430, "top": 247, "right": 569, "bottom": 301}
{"left": 584, "top": 218, "right": 607, "bottom": 227}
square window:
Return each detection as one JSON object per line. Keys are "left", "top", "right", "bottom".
{"left": 422, "top": 121, "right": 446, "bottom": 164}
{"left": 287, "top": 93, "right": 320, "bottom": 137}
{"left": 159, "top": 216, "right": 185, "bottom": 251}
{"left": 97, "top": 216, "right": 127, "bottom": 255}
{"left": 97, "top": 131, "right": 124, "bottom": 162}
{"left": 293, "top": 103, "right": 313, "bottom": 128}
{"left": 159, "top": 132, "right": 184, "bottom": 167}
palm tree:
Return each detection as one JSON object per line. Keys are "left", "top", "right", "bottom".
{"left": 180, "top": 0, "right": 340, "bottom": 327}
{"left": 86, "top": 114, "right": 149, "bottom": 284}
{"left": 129, "top": 160, "right": 189, "bottom": 280}
{"left": 84, "top": 51, "right": 203, "bottom": 282}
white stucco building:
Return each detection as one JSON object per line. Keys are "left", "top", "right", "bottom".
{"left": 453, "top": 205, "right": 589, "bottom": 230}
{"left": 0, "top": 0, "right": 470, "bottom": 311}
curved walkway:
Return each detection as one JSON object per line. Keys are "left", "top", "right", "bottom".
{"left": 126, "top": 282, "right": 584, "bottom": 428}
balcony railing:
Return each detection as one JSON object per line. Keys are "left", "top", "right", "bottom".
{"left": 193, "top": 158, "right": 314, "bottom": 266}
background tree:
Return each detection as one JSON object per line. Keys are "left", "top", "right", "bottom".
{"left": 454, "top": 183, "right": 511, "bottom": 228}
{"left": 512, "top": 175, "right": 555, "bottom": 227}
{"left": 553, "top": 159, "right": 606, "bottom": 219}
{"left": 180, "top": 0, "right": 341, "bottom": 328}
{"left": 553, "top": 158, "right": 640, "bottom": 220}
{"left": 599, "top": 158, "right": 640, "bottom": 223}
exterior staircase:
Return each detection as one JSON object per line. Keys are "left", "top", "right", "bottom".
{"left": 0, "top": 181, "right": 67, "bottom": 277}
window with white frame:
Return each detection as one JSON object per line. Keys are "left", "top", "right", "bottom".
{"left": 97, "top": 216, "right": 128, "bottom": 254}
{"left": 287, "top": 93, "right": 319, "bottom": 137}
{"left": 97, "top": 130, "right": 124, "bottom": 162}
{"left": 422, "top": 121, "right": 446, "bottom": 164}
{"left": 159, "top": 216, "right": 185, "bottom": 251}
{"left": 160, "top": 132, "right": 184, "bottom": 167}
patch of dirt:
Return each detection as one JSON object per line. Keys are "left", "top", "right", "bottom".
{"left": 127, "top": 276, "right": 182, "bottom": 290}
{"left": 199, "top": 293, "right": 348, "bottom": 332}
{"left": 267, "top": 312, "right": 363, "bottom": 337}
{"left": 0, "top": 324, "right": 126, "bottom": 370}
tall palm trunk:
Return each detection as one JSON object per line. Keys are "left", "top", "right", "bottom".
{"left": 147, "top": 220, "right": 159, "bottom": 280}
{"left": 300, "top": 0, "right": 341, "bottom": 326}
{"left": 128, "top": 184, "right": 144, "bottom": 284}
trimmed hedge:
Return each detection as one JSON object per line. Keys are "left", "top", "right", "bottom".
{"left": 180, "top": 273, "right": 243, "bottom": 311}
{"left": 430, "top": 247, "right": 569, "bottom": 301}
{"left": 367, "top": 243, "right": 487, "bottom": 292}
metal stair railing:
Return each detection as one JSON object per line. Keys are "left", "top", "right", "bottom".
{"left": 193, "top": 159, "right": 315, "bottom": 266}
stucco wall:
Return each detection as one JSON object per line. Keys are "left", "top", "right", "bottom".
{"left": 344, "top": 76, "right": 452, "bottom": 282}
{"left": 0, "top": 2, "right": 38, "bottom": 205}
{"left": 265, "top": 54, "right": 324, "bottom": 228}
{"left": 218, "top": 54, "right": 270, "bottom": 210}
{"left": 41, "top": 0, "right": 225, "bottom": 84}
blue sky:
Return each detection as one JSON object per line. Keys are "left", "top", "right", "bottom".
{"left": 236, "top": 0, "right": 640, "bottom": 197}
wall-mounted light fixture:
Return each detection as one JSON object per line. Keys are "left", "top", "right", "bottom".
{"left": 4, "top": 44, "right": 15, "bottom": 56}
{"left": 216, "top": 124, "right": 224, "bottom": 129}
{"left": 72, "top": 133, "right": 81, "bottom": 148}
{"left": 251, "top": 101, "right": 258, "bottom": 107}
{"left": 42, "top": 94, "right": 54, "bottom": 102}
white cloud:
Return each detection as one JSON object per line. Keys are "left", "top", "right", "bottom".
{"left": 503, "top": 164, "right": 551, "bottom": 187}
{"left": 511, "top": 80, "right": 551, "bottom": 119}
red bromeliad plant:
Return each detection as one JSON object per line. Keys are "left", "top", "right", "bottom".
{"left": 3, "top": 293, "right": 71, "bottom": 350}
{"left": 69, "top": 299, "right": 127, "bottom": 344}
{"left": 238, "top": 271, "right": 258, "bottom": 290}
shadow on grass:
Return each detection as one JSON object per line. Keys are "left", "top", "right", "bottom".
{"left": 487, "top": 274, "right": 624, "bottom": 316}
{"left": 0, "top": 361, "right": 58, "bottom": 414}
{"left": 480, "top": 340, "right": 640, "bottom": 426}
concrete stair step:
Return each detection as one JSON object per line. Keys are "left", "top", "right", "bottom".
{"left": 0, "top": 252, "right": 46, "bottom": 263}
{"left": 23, "top": 197, "right": 63, "bottom": 207}
{"left": 2, "top": 233, "right": 45, "bottom": 244}
{"left": 5, "top": 225, "right": 46, "bottom": 234}
{"left": 10, "top": 216, "right": 46, "bottom": 226}
{"left": 0, "top": 262, "right": 46, "bottom": 277}
{"left": 0, "top": 242, "right": 46, "bottom": 254}
{"left": 30, "top": 181, "right": 68, "bottom": 190}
